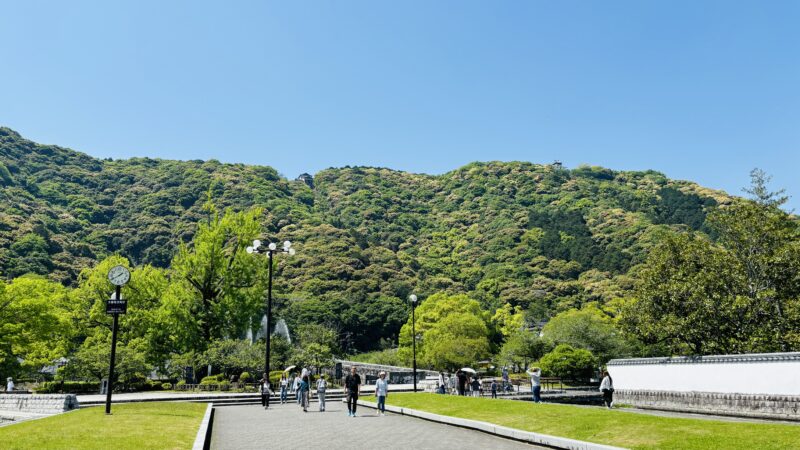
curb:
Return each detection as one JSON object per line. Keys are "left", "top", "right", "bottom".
{"left": 356, "top": 400, "right": 625, "bottom": 450}
{"left": 192, "top": 403, "right": 215, "bottom": 450}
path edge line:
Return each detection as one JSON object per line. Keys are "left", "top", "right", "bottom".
{"left": 356, "top": 400, "right": 626, "bottom": 450}
{"left": 192, "top": 403, "right": 215, "bottom": 450}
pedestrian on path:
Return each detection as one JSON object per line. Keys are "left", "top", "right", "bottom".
{"left": 316, "top": 375, "right": 327, "bottom": 411}
{"left": 600, "top": 371, "right": 614, "bottom": 409}
{"left": 375, "top": 371, "right": 388, "bottom": 416}
{"left": 527, "top": 367, "right": 541, "bottom": 403}
{"left": 279, "top": 373, "right": 288, "bottom": 404}
{"left": 299, "top": 375, "right": 310, "bottom": 412}
{"left": 259, "top": 372, "right": 271, "bottom": 409}
{"left": 471, "top": 377, "right": 480, "bottom": 397}
{"left": 491, "top": 379, "right": 497, "bottom": 398}
{"left": 437, "top": 371, "right": 446, "bottom": 394}
{"left": 293, "top": 375, "right": 301, "bottom": 405}
{"left": 344, "top": 366, "right": 361, "bottom": 417}
{"left": 456, "top": 370, "right": 467, "bottom": 396}
{"left": 6, "top": 377, "right": 14, "bottom": 392}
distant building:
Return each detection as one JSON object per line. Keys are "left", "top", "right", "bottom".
{"left": 296, "top": 173, "right": 314, "bottom": 188}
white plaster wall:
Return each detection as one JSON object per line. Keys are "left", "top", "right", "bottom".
{"left": 609, "top": 357, "right": 800, "bottom": 395}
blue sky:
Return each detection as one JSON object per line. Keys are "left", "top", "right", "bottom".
{"left": 2, "top": 1, "right": 798, "bottom": 209}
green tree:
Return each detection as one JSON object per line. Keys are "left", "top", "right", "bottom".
{"left": 0, "top": 275, "right": 75, "bottom": 376}
{"left": 623, "top": 171, "right": 800, "bottom": 355}
{"left": 204, "top": 339, "right": 264, "bottom": 377}
{"left": 538, "top": 344, "right": 597, "bottom": 380}
{"left": 421, "top": 312, "right": 491, "bottom": 371}
{"left": 291, "top": 324, "right": 337, "bottom": 373}
{"left": 543, "top": 304, "right": 629, "bottom": 363}
{"left": 158, "top": 204, "right": 266, "bottom": 353}
{"left": 497, "top": 329, "right": 549, "bottom": 371}
{"left": 397, "top": 293, "right": 492, "bottom": 367}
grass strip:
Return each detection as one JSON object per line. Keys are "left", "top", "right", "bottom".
{"left": 375, "top": 392, "right": 800, "bottom": 450}
{"left": 0, "top": 401, "right": 207, "bottom": 450}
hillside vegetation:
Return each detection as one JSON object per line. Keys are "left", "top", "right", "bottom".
{"left": 0, "top": 127, "right": 727, "bottom": 354}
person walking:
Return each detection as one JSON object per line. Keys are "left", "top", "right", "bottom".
{"left": 437, "top": 371, "right": 446, "bottom": 394}
{"left": 6, "top": 377, "right": 14, "bottom": 392}
{"left": 527, "top": 367, "right": 542, "bottom": 403}
{"left": 316, "top": 374, "right": 328, "bottom": 411}
{"left": 299, "top": 375, "right": 310, "bottom": 412}
{"left": 490, "top": 379, "right": 498, "bottom": 398}
{"left": 259, "top": 373, "right": 270, "bottom": 409}
{"left": 456, "top": 370, "right": 467, "bottom": 396}
{"left": 344, "top": 366, "right": 361, "bottom": 417}
{"left": 600, "top": 371, "right": 614, "bottom": 409}
{"left": 502, "top": 367, "right": 509, "bottom": 392}
{"left": 293, "top": 375, "right": 301, "bottom": 405}
{"left": 471, "top": 377, "right": 480, "bottom": 397}
{"left": 375, "top": 371, "right": 389, "bottom": 416}
{"left": 279, "top": 373, "right": 289, "bottom": 404}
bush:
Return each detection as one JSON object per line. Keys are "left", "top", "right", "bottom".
{"left": 269, "top": 370, "right": 284, "bottom": 384}
{"left": 161, "top": 382, "right": 173, "bottom": 390}
{"left": 175, "top": 380, "right": 186, "bottom": 387}
{"left": 239, "top": 372, "right": 252, "bottom": 383}
{"left": 539, "top": 344, "right": 597, "bottom": 381}
{"left": 34, "top": 381, "right": 100, "bottom": 394}
{"left": 199, "top": 374, "right": 226, "bottom": 385}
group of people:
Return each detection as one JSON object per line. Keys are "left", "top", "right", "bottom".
{"left": 254, "top": 366, "right": 391, "bottom": 417}
{"left": 435, "top": 366, "right": 615, "bottom": 409}
{"left": 258, "top": 368, "right": 329, "bottom": 413}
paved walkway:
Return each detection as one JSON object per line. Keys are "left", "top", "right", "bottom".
{"left": 211, "top": 401, "right": 544, "bottom": 450}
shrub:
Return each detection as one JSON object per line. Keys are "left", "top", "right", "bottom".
{"left": 239, "top": 371, "right": 252, "bottom": 383}
{"left": 161, "top": 382, "right": 173, "bottom": 390}
{"left": 199, "top": 374, "right": 226, "bottom": 385}
{"left": 34, "top": 381, "right": 100, "bottom": 394}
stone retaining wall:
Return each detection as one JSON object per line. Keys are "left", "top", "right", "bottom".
{"left": 0, "top": 394, "right": 80, "bottom": 414}
{"left": 615, "top": 390, "right": 800, "bottom": 421}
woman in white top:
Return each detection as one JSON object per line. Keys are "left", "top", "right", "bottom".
{"left": 316, "top": 375, "right": 328, "bottom": 411}
{"left": 6, "top": 377, "right": 14, "bottom": 392}
{"left": 375, "top": 371, "right": 389, "bottom": 416}
{"left": 279, "top": 373, "right": 289, "bottom": 404}
{"left": 526, "top": 367, "right": 541, "bottom": 403}
{"left": 599, "top": 371, "right": 614, "bottom": 409}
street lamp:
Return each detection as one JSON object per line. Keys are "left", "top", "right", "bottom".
{"left": 246, "top": 239, "right": 296, "bottom": 409}
{"left": 409, "top": 294, "right": 419, "bottom": 392}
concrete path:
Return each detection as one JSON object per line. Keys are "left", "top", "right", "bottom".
{"left": 211, "top": 401, "right": 545, "bottom": 450}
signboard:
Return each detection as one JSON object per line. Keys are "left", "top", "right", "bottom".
{"left": 106, "top": 298, "right": 127, "bottom": 314}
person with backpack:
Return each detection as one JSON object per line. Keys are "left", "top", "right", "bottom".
{"left": 299, "top": 375, "right": 310, "bottom": 412}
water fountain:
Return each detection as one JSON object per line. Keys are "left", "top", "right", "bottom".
{"left": 252, "top": 315, "right": 291, "bottom": 344}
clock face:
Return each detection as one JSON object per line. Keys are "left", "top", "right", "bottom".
{"left": 108, "top": 265, "right": 131, "bottom": 286}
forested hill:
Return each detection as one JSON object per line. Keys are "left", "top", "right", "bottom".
{"left": 0, "top": 127, "right": 729, "bottom": 336}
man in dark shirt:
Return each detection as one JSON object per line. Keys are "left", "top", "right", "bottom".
{"left": 344, "top": 366, "right": 362, "bottom": 417}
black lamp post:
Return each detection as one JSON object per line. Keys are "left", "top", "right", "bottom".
{"left": 247, "top": 239, "right": 296, "bottom": 409}
{"left": 408, "top": 294, "right": 419, "bottom": 392}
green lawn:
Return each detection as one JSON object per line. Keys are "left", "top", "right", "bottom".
{"left": 375, "top": 393, "right": 800, "bottom": 450}
{"left": 0, "top": 402, "right": 207, "bottom": 450}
